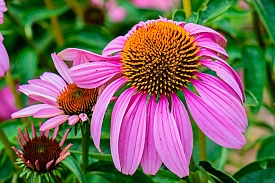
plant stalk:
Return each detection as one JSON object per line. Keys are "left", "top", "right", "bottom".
{"left": 198, "top": 128, "right": 207, "bottom": 183}
{"left": 183, "top": 0, "right": 192, "bottom": 18}
{"left": 81, "top": 123, "right": 90, "bottom": 172}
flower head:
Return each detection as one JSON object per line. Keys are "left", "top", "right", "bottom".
{"left": 0, "top": 34, "right": 9, "bottom": 77}
{"left": 68, "top": 18, "right": 247, "bottom": 177}
{"left": 12, "top": 122, "right": 72, "bottom": 181}
{"left": 0, "top": 85, "right": 17, "bottom": 122}
{"left": 11, "top": 53, "right": 105, "bottom": 131}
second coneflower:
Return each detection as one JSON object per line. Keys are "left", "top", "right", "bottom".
{"left": 11, "top": 53, "right": 105, "bottom": 131}
{"left": 68, "top": 17, "right": 247, "bottom": 177}
{"left": 12, "top": 123, "right": 72, "bottom": 182}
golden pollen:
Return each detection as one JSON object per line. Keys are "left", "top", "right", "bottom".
{"left": 121, "top": 21, "right": 200, "bottom": 95}
{"left": 57, "top": 83, "right": 98, "bottom": 115}
{"left": 23, "top": 136, "right": 61, "bottom": 172}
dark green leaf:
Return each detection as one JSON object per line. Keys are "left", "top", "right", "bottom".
{"left": 172, "top": 10, "right": 186, "bottom": 22}
{"left": 233, "top": 158, "right": 275, "bottom": 183}
{"left": 199, "top": 161, "right": 238, "bottom": 183}
{"left": 62, "top": 156, "right": 87, "bottom": 183}
{"left": 198, "top": 0, "right": 236, "bottom": 24}
{"left": 242, "top": 45, "right": 266, "bottom": 113}
{"left": 252, "top": 0, "right": 275, "bottom": 43}
{"left": 257, "top": 135, "right": 275, "bottom": 159}
{"left": 244, "top": 90, "right": 259, "bottom": 107}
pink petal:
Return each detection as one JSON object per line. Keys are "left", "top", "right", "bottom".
{"left": 79, "top": 113, "right": 88, "bottom": 122}
{"left": 184, "top": 23, "right": 226, "bottom": 47}
{"left": 141, "top": 95, "right": 162, "bottom": 175}
{"left": 51, "top": 53, "right": 74, "bottom": 84}
{"left": 110, "top": 88, "right": 135, "bottom": 171}
{"left": 183, "top": 88, "right": 246, "bottom": 149}
{"left": 11, "top": 104, "right": 52, "bottom": 118}
{"left": 19, "top": 84, "right": 58, "bottom": 99}
{"left": 28, "top": 94, "right": 57, "bottom": 106}
{"left": 171, "top": 93, "right": 193, "bottom": 164}
{"left": 200, "top": 59, "right": 245, "bottom": 102}
{"left": 102, "top": 36, "right": 126, "bottom": 56}
{"left": 40, "top": 115, "right": 70, "bottom": 131}
{"left": 196, "top": 72, "right": 241, "bottom": 102}
{"left": 196, "top": 41, "right": 228, "bottom": 59}
{"left": 154, "top": 95, "right": 189, "bottom": 177}
{"left": 91, "top": 77, "right": 126, "bottom": 152}
{"left": 40, "top": 72, "right": 67, "bottom": 91}
{"left": 68, "top": 115, "right": 80, "bottom": 125}
{"left": 192, "top": 79, "right": 247, "bottom": 132}
{"left": 198, "top": 48, "right": 226, "bottom": 62}
{"left": 118, "top": 93, "right": 147, "bottom": 175}
{"left": 33, "top": 107, "right": 64, "bottom": 118}
{"left": 0, "top": 34, "right": 9, "bottom": 77}
{"left": 28, "top": 79, "right": 61, "bottom": 95}
{"left": 69, "top": 62, "right": 121, "bottom": 89}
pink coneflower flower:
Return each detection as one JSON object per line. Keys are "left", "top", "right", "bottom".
{"left": 0, "top": 0, "right": 7, "bottom": 24}
{"left": 0, "top": 86, "right": 17, "bottom": 122}
{"left": 68, "top": 17, "right": 247, "bottom": 177}
{"left": 12, "top": 122, "right": 72, "bottom": 181}
{"left": 0, "top": 33, "right": 9, "bottom": 77}
{"left": 11, "top": 53, "right": 105, "bottom": 131}
{"left": 131, "top": 0, "right": 179, "bottom": 11}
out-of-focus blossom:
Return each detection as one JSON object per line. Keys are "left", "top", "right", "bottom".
{"left": 11, "top": 53, "right": 106, "bottom": 131}
{"left": 0, "top": 34, "right": 9, "bottom": 77}
{"left": 68, "top": 17, "right": 247, "bottom": 177}
{"left": 0, "top": 85, "right": 16, "bottom": 122}
{"left": 12, "top": 123, "right": 72, "bottom": 182}
{"left": 131, "top": 0, "right": 179, "bottom": 11}
{"left": 0, "top": 0, "right": 7, "bottom": 24}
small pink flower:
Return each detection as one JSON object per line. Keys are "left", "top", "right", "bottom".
{"left": 0, "top": 34, "right": 9, "bottom": 77}
{"left": 0, "top": 0, "right": 7, "bottom": 24}
{"left": 131, "top": 0, "right": 179, "bottom": 11}
{"left": 12, "top": 53, "right": 106, "bottom": 131}
{"left": 0, "top": 85, "right": 17, "bottom": 122}
{"left": 68, "top": 18, "right": 247, "bottom": 177}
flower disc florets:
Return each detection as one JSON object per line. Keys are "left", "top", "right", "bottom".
{"left": 121, "top": 21, "right": 200, "bottom": 96}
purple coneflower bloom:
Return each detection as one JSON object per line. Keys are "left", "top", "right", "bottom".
{"left": 68, "top": 17, "right": 247, "bottom": 177}
{"left": 0, "top": 34, "right": 9, "bottom": 77}
{"left": 11, "top": 53, "right": 105, "bottom": 131}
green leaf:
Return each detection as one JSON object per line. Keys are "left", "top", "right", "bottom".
{"left": 244, "top": 90, "right": 259, "bottom": 107}
{"left": 63, "top": 156, "right": 87, "bottom": 183}
{"left": 257, "top": 135, "right": 275, "bottom": 159}
{"left": 242, "top": 45, "right": 266, "bottom": 113}
{"left": 199, "top": 161, "right": 238, "bottom": 183}
{"left": 252, "top": 0, "right": 275, "bottom": 43}
{"left": 172, "top": 9, "right": 186, "bottom": 22}
{"left": 233, "top": 158, "right": 275, "bottom": 183}
{"left": 198, "top": 0, "right": 236, "bottom": 25}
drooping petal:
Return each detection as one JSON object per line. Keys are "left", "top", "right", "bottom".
{"left": 19, "top": 84, "right": 58, "bottom": 99}
{"left": 91, "top": 77, "right": 127, "bottom": 152}
{"left": 0, "top": 34, "right": 9, "bottom": 77}
{"left": 40, "top": 115, "right": 70, "bottom": 131}
{"left": 183, "top": 88, "right": 246, "bottom": 149}
{"left": 102, "top": 36, "right": 126, "bottom": 56}
{"left": 51, "top": 53, "right": 74, "bottom": 84}
{"left": 68, "top": 115, "right": 80, "bottom": 125}
{"left": 192, "top": 79, "right": 247, "bottom": 132}
{"left": 110, "top": 88, "right": 135, "bottom": 170}
{"left": 11, "top": 104, "right": 52, "bottom": 118}
{"left": 200, "top": 59, "right": 245, "bottom": 102}
{"left": 117, "top": 93, "right": 147, "bottom": 175}
{"left": 154, "top": 94, "right": 189, "bottom": 177}
{"left": 40, "top": 72, "right": 67, "bottom": 91}
{"left": 141, "top": 95, "right": 162, "bottom": 175}
{"left": 196, "top": 72, "right": 240, "bottom": 102}
{"left": 171, "top": 93, "right": 193, "bottom": 164}
{"left": 196, "top": 41, "right": 228, "bottom": 59}
{"left": 28, "top": 79, "right": 61, "bottom": 95}
{"left": 28, "top": 94, "right": 58, "bottom": 106}
{"left": 184, "top": 23, "right": 226, "bottom": 47}
{"left": 33, "top": 107, "right": 64, "bottom": 118}
{"left": 69, "top": 62, "right": 121, "bottom": 88}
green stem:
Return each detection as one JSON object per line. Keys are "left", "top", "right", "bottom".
{"left": 182, "top": 0, "right": 192, "bottom": 18}
{"left": 81, "top": 123, "right": 90, "bottom": 172}
{"left": 44, "top": 0, "right": 64, "bottom": 46}
{"left": 0, "top": 126, "right": 17, "bottom": 169}
{"left": 198, "top": 128, "right": 207, "bottom": 183}
{"left": 189, "top": 157, "right": 200, "bottom": 183}
{"left": 5, "top": 71, "right": 23, "bottom": 109}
